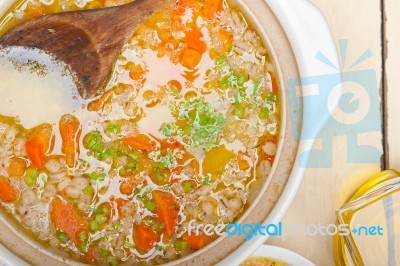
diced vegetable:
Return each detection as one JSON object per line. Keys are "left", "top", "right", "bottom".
{"left": 151, "top": 165, "right": 168, "bottom": 185}
{"left": 56, "top": 230, "right": 70, "bottom": 243}
{"left": 258, "top": 107, "right": 270, "bottom": 119}
{"left": 133, "top": 223, "right": 159, "bottom": 252}
{"left": 167, "top": 80, "right": 182, "bottom": 95}
{"left": 25, "top": 4, "right": 45, "bottom": 18}
{"left": 0, "top": 176, "right": 18, "bottom": 202}
{"left": 50, "top": 197, "right": 88, "bottom": 245}
{"left": 113, "top": 198, "right": 128, "bottom": 215}
{"left": 180, "top": 48, "right": 202, "bottom": 69}
{"left": 95, "top": 214, "right": 107, "bottom": 224}
{"left": 59, "top": 114, "right": 81, "bottom": 167}
{"left": 182, "top": 180, "right": 196, "bottom": 193}
{"left": 174, "top": 239, "right": 189, "bottom": 250}
{"left": 8, "top": 157, "right": 27, "bottom": 177}
{"left": 184, "top": 233, "right": 213, "bottom": 250}
{"left": 113, "top": 220, "right": 122, "bottom": 230}
{"left": 123, "top": 134, "right": 155, "bottom": 152}
{"left": 87, "top": 172, "right": 107, "bottom": 182}
{"left": 184, "top": 28, "right": 206, "bottom": 53}
{"left": 217, "top": 29, "right": 233, "bottom": 52}
{"left": 107, "top": 124, "right": 122, "bottom": 134}
{"left": 24, "top": 168, "right": 39, "bottom": 187}
{"left": 144, "top": 201, "right": 156, "bottom": 212}
{"left": 202, "top": 0, "right": 222, "bottom": 19}
{"left": 98, "top": 247, "right": 109, "bottom": 258}
{"left": 82, "top": 247, "right": 96, "bottom": 264}
{"left": 152, "top": 191, "right": 178, "bottom": 238}
{"left": 144, "top": 217, "right": 165, "bottom": 233}
{"left": 89, "top": 220, "right": 98, "bottom": 231}
{"left": 238, "top": 155, "right": 251, "bottom": 170}
{"left": 119, "top": 177, "right": 136, "bottom": 195}
{"left": 87, "top": 90, "right": 113, "bottom": 111}
{"left": 127, "top": 63, "right": 146, "bottom": 80}
{"left": 25, "top": 124, "right": 53, "bottom": 169}
{"left": 109, "top": 258, "right": 118, "bottom": 266}
{"left": 82, "top": 185, "right": 94, "bottom": 195}
{"left": 216, "top": 55, "right": 226, "bottom": 68}
{"left": 83, "top": 131, "right": 117, "bottom": 161}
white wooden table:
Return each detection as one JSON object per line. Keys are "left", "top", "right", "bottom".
{"left": 268, "top": 0, "right": 399, "bottom": 265}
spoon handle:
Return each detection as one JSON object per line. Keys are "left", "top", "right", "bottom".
{"left": 69, "top": 0, "right": 172, "bottom": 46}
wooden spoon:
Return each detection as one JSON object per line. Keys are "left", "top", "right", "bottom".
{"left": 0, "top": 0, "right": 172, "bottom": 99}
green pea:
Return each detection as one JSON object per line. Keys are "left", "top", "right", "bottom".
{"left": 90, "top": 220, "right": 98, "bottom": 231}
{"left": 174, "top": 239, "right": 188, "bottom": 250}
{"left": 95, "top": 214, "right": 107, "bottom": 224}
{"left": 144, "top": 201, "right": 156, "bottom": 212}
{"left": 56, "top": 231, "right": 69, "bottom": 243}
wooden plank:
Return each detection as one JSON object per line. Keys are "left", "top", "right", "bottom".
{"left": 385, "top": 0, "right": 400, "bottom": 169}
{"left": 267, "top": 0, "right": 383, "bottom": 265}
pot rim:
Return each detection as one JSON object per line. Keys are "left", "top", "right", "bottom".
{"left": 0, "top": 0, "right": 304, "bottom": 265}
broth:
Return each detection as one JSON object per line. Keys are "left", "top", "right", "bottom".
{"left": 0, "top": 0, "right": 280, "bottom": 265}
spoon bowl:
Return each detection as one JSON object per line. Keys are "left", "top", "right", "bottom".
{"left": 0, "top": 0, "right": 171, "bottom": 99}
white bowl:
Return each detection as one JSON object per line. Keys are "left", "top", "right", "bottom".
{"left": 245, "top": 245, "right": 315, "bottom": 266}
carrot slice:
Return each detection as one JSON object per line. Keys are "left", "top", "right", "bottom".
{"left": 123, "top": 134, "right": 155, "bottom": 152}
{"left": 184, "top": 233, "right": 213, "bottom": 250}
{"left": 25, "top": 138, "right": 46, "bottom": 169}
{"left": 172, "top": 0, "right": 196, "bottom": 31}
{"left": 217, "top": 29, "right": 233, "bottom": 52}
{"left": 184, "top": 28, "right": 206, "bottom": 53}
{"left": 202, "top": 0, "right": 222, "bottom": 20}
{"left": 0, "top": 176, "right": 18, "bottom": 202}
{"left": 133, "top": 223, "right": 159, "bottom": 252}
{"left": 59, "top": 114, "right": 81, "bottom": 168}
{"left": 25, "top": 124, "right": 53, "bottom": 169}
{"left": 8, "top": 157, "right": 27, "bottom": 178}
{"left": 127, "top": 63, "right": 146, "bottom": 81}
{"left": 119, "top": 177, "right": 136, "bottom": 195}
{"left": 113, "top": 198, "right": 128, "bottom": 215}
{"left": 82, "top": 247, "right": 96, "bottom": 264}
{"left": 25, "top": 4, "right": 45, "bottom": 18}
{"left": 180, "top": 48, "right": 202, "bottom": 69}
{"left": 50, "top": 197, "right": 88, "bottom": 245}
{"left": 152, "top": 191, "right": 178, "bottom": 238}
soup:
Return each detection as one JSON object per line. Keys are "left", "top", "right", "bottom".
{"left": 0, "top": 0, "right": 280, "bottom": 265}
{"left": 241, "top": 257, "right": 289, "bottom": 266}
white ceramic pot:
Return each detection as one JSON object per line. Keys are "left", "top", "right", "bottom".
{"left": 0, "top": 0, "right": 338, "bottom": 265}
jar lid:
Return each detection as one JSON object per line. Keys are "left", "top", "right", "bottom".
{"left": 334, "top": 170, "right": 400, "bottom": 265}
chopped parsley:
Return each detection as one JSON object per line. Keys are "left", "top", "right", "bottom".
{"left": 159, "top": 123, "right": 175, "bottom": 138}
{"left": 149, "top": 151, "right": 176, "bottom": 169}
{"left": 160, "top": 97, "right": 226, "bottom": 150}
